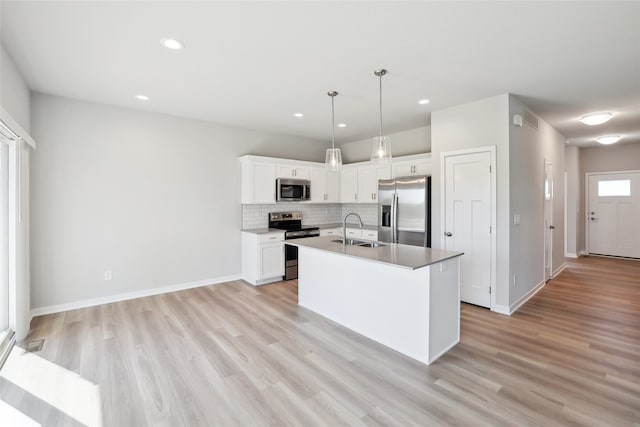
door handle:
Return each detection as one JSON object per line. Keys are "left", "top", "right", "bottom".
{"left": 444, "top": 232, "right": 452, "bottom": 237}
{"left": 590, "top": 217, "right": 598, "bottom": 221}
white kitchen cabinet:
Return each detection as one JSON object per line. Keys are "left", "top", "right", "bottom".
{"left": 242, "top": 231, "right": 285, "bottom": 285}
{"left": 392, "top": 154, "right": 432, "bottom": 178}
{"left": 339, "top": 228, "right": 379, "bottom": 241}
{"left": 277, "top": 165, "right": 309, "bottom": 179}
{"left": 358, "top": 165, "right": 391, "bottom": 203}
{"left": 240, "top": 157, "right": 276, "bottom": 204}
{"left": 320, "top": 227, "right": 340, "bottom": 237}
{"left": 310, "top": 168, "right": 341, "bottom": 203}
{"left": 341, "top": 166, "right": 359, "bottom": 203}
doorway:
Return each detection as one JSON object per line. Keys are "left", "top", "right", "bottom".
{"left": 544, "top": 160, "right": 553, "bottom": 281}
{"left": 587, "top": 171, "right": 640, "bottom": 258}
{"left": 442, "top": 146, "right": 496, "bottom": 308}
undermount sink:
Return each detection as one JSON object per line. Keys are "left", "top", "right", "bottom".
{"left": 357, "top": 242, "right": 387, "bottom": 248}
{"left": 331, "top": 239, "right": 388, "bottom": 248}
{"left": 331, "top": 239, "right": 367, "bottom": 246}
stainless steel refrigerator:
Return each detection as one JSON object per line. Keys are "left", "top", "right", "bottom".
{"left": 378, "top": 175, "right": 431, "bottom": 247}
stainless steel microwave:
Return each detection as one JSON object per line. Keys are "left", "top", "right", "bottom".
{"left": 276, "top": 178, "right": 311, "bottom": 201}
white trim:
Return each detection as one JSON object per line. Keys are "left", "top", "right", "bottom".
{"left": 565, "top": 253, "right": 578, "bottom": 259}
{"left": 510, "top": 279, "right": 546, "bottom": 315}
{"left": 441, "top": 145, "right": 497, "bottom": 310}
{"left": 578, "top": 250, "right": 588, "bottom": 257}
{"left": 0, "top": 107, "right": 36, "bottom": 149}
{"left": 564, "top": 171, "right": 570, "bottom": 257}
{"left": 30, "top": 274, "right": 242, "bottom": 316}
{"left": 492, "top": 278, "right": 548, "bottom": 316}
{"left": 491, "top": 305, "right": 510, "bottom": 315}
{"left": 543, "top": 159, "right": 553, "bottom": 280}
{"left": 553, "top": 262, "right": 567, "bottom": 277}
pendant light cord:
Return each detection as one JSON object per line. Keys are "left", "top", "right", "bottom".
{"left": 379, "top": 73, "right": 383, "bottom": 138}
{"left": 331, "top": 95, "right": 336, "bottom": 149}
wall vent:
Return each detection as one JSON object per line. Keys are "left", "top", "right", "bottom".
{"left": 524, "top": 110, "right": 539, "bottom": 129}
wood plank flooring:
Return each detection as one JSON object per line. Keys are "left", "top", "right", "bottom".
{"left": 1, "top": 256, "right": 639, "bottom": 426}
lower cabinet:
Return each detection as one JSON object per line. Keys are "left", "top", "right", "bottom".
{"left": 340, "top": 228, "right": 379, "bottom": 241}
{"left": 242, "top": 231, "right": 285, "bottom": 285}
{"left": 320, "top": 228, "right": 340, "bottom": 237}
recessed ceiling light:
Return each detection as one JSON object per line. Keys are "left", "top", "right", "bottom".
{"left": 579, "top": 112, "right": 613, "bottom": 126}
{"left": 161, "top": 38, "right": 184, "bottom": 50}
{"left": 596, "top": 135, "right": 621, "bottom": 145}
{"left": 418, "top": 99, "right": 430, "bottom": 105}
{"left": 337, "top": 123, "right": 347, "bottom": 128}
{"left": 293, "top": 113, "right": 304, "bottom": 118}
{"left": 136, "top": 94, "right": 149, "bottom": 101}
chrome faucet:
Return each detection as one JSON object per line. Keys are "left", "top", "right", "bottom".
{"left": 343, "top": 212, "right": 364, "bottom": 245}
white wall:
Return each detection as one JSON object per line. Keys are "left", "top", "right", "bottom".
{"left": 1, "top": 44, "right": 30, "bottom": 133}
{"left": 508, "top": 95, "right": 565, "bottom": 307}
{"left": 0, "top": 43, "right": 32, "bottom": 339}
{"left": 431, "top": 94, "right": 511, "bottom": 309}
{"left": 577, "top": 143, "right": 640, "bottom": 252}
{"left": 564, "top": 145, "right": 580, "bottom": 256}
{"left": 339, "top": 126, "right": 431, "bottom": 163}
{"left": 30, "top": 94, "right": 327, "bottom": 311}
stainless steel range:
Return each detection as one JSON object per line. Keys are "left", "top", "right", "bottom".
{"left": 268, "top": 211, "right": 319, "bottom": 280}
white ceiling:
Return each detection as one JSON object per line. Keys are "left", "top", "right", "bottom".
{"left": 1, "top": 1, "right": 639, "bottom": 148}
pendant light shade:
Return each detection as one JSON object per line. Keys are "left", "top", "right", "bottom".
{"left": 325, "top": 91, "right": 343, "bottom": 171}
{"left": 370, "top": 69, "right": 392, "bottom": 164}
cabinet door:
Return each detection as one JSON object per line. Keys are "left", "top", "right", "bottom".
{"left": 253, "top": 162, "right": 276, "bottom": 203}
{"left": 362, "top": 230, "right": 378, "bottom": 241}
{"left": 413, "top": 160, "right": 432, "bottom": 175}
{"left": 392, "top": 161, "right": 413, "bottom": 178}
{"left": 309, "top": 168, "right": 326, "bottom": 203}
{"left": 260, "top": 243, "right": 284, "bottom": 279}
{"left": 357, "top": 166, "right": 376, "bottom": 203}
{"left": 345, "top": 228, "right": 362, "bottom": 239}
{"left": 341, "top": 168, "right": 359, "bottom": 203}
{"left": 325, "top": 170, "right": 341, "bottom": 203}
{"left": 320, "top": 228, "right": 340, "bottom": 237}
{"left": 277, "top": 165, "right": 309, "bottom": 179}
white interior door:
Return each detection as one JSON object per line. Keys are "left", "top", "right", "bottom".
{"left": 544, "top": 160, "right": 553, "bottom": 281}
{"left": 443, "top": 150, "right": 493, "bottom": 308}
{"left": 0, "top": 141, "right": 8, "bottom": 333}
{"left": 588, "top": 172, "right": 640, "bottom": 258}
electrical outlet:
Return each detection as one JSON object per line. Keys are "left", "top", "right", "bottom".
{"left": 513, "top": 214, "right": 521, "bottom": 225}
{"left": 104, "top": 270, "right": 112, "bottom": 281}
{"left": 512, "top": 274, "right": 517, "bottom": 287}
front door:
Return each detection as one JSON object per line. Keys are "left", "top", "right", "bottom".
{"left": 443, "top": 149, "right": 493, "bottom": 308}
{"left": 588, "top": 172, "right": 640, "bottom": 258}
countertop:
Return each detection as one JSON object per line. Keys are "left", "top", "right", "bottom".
{"left": 242, "top": 223, "right": 377, "bottom": 235}
{"left": 286, "top": 236, "right": 463, "bottom": 270}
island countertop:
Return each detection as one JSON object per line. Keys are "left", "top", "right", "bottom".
{"left": 286, "top": 236, "right": 463, "bottom": 270}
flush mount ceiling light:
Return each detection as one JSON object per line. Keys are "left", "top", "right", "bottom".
{"left": 338, "top": 123, "right": 347, "bottom": 128}
{"left": 293, "top": 112, "right": 304, "bottom": 118}
{"left": 370, "top": 69, "right": 392, "bottom": 164}
{"left": 161, "top": 38, "right": 184, "bottom": 50}
{"left": 579, "top": 112, "right": 613, "bottom": 126}
{"left": 325, "top": 91, "right": 343, "bottom": 172}
{"left": 596, "top": 135, "right": 621, "bottom": 145}
{"left": 135, "top": 94, "right": 149, "bottom": 101}
{"left": 418, "top": 99, "right": 430, "bottom": 105}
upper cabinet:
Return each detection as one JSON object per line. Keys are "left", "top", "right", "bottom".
{"left": 277, "top": 165, "right": 310, "bottom": 180}
{"left": 240, "top": 156, "right": 276, "bottom": 204}
{"left": 310, "top": 167, "right": 341, "bottom": 203}
{"left": 391, "top": 153, "right": 432, "bottom": 178}
{"left": 240, "top": 153, "right": 430, "bottom": 205}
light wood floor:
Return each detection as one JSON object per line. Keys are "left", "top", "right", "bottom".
{"left": 1, "top": 256, "right": 639, "bottom": 426}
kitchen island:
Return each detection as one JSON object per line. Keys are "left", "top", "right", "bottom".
{"left": 287, "top": 236, "right": 463, "bottom": 365}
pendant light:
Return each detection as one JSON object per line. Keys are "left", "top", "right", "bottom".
{"left": 370, "top": 69, "right": 392, "bottom": 164}
{"left": 325, "top": 91, "right": 343, "bottom": 171}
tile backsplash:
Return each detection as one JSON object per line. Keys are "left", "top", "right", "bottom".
{"left": 341, "top": 204, "right": 379, "bottom": 226}
{"left": 242, "top": 203, "right": 343, "bottom": 229}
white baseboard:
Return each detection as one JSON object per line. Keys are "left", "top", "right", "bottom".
{"left": 30, "top": 274, "right": 242, "bottom": 317}
{"left": 491, "top": 305, "right": 510, "bottom": 315}
{"left": 565, "top": 252, "right": 578, "bottom": 259}
{"left": 553, "top": 263, "right": 567, "bottom": 277}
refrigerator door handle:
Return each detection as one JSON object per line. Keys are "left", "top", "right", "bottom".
{"left": 391, "top": 193, "right": 398, "bottom": 243}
